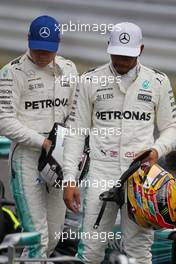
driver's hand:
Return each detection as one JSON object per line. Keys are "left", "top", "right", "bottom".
{"left": 42, "top": 138, "right": 52, "bottom": 152}
{"left": 135, "top": 148, "right": 158, "bottom": 166}
{"left": 63, "top": 181, "right": 80, "bottom": 213}
{"left": 148, "top": 148, "right": 158, "bottom": 165}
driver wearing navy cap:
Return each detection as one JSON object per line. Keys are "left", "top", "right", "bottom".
{"left": 0, "top": 15, "right": 77, "bottom": 262}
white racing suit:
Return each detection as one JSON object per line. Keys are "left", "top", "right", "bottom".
{"left": 63, "top": 63, "right": 176, "bottom": 264}
{"left": 0, "top": 52, "right": 77, "bottom": 259}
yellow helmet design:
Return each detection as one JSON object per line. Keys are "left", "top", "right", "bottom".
{"left": 127, "top": 164, "right": 176, "bottom": 229}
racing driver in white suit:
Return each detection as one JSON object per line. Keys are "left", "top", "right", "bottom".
{"left": 0, "top": 15, "right": 77, "bottom": 261}
{"left": 63, "top": 22, "right": 176, "bottom": 264}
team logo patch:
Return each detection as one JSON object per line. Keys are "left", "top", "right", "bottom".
{"left": 137, "top": 94, "right": 152, "bottom": 102}
{"left": 27, "top": 70, "right": 36, "bottom": 78}
{"left": 142, "top": 80, "right": 151, "bottom": 89}
{"left": 96, "top": 110, "right": 151, "bottom": 121}
{"left": 96, "top": 93, "right": 114, "bottom": 101}
{"left": 125, "top": 152, "right": 135, "bottom": 158}
{"left": 39, "top": 27, "right": 50, "bottom": 38}
{"left": 119, "top": 33, "right": 130, "bottom": 44}
{"left": 2, "top": 69, "right": 8, "bottom": 78}
{"left": 60, "top": 80, "right": 70, "bottom": 87}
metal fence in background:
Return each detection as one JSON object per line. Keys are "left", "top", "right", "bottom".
{"left": 0, "top": 0, "right": 176, "bottom": 74}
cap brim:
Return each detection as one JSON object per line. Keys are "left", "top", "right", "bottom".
{"left": 107, "top": 45, "right": 140, "bottom": 57}
{"left": 29, "top": 40, "right": 59, "bottom": 52}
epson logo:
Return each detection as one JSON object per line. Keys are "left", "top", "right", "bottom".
{"left": 25, "top": 98, "right": 68, "bottom": 109}
{"left": 137, "top": 94, "right": 152, "bottom": 102}
{"left": 96, "top": 111, "right": 151, "bottom": 121}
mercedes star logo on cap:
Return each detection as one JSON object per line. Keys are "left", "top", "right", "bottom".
{"left": 119, "top": 33, "right": 130, "bottom": 44}
{"left": 39, "top": 27, "right": 50, "bottom": 38}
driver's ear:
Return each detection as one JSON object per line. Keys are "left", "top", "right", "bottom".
{"left": 139, "top": 44, "right": 144, "bottom": 56}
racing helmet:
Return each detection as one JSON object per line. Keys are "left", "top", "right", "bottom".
{"left": 127, "top": 164, "right": 176, "bottom": 229}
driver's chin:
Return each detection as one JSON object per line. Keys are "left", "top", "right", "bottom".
{"left": 114, "top": 65, "right": 129, "bottom": 75}
{"left": 36, "top": 61, "right": 50, "bottom": 68}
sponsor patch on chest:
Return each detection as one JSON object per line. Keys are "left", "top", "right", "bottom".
{"left": 96, "top": 93, "right": 114, "bottom": 101}
{"left": 137, "top": 93, "right": 152, "bottom": 102}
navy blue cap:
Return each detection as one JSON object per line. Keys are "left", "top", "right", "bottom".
{"left": 28, "top": 15, "right": 60, "bottom": 52}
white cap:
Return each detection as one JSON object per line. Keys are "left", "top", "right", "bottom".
{"left": 107, "top": 22, "right": 143, "bottom": 57}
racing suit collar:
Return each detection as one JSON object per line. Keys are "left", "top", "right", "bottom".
{"left": 109, "top": 61, "right": 141, "bottom": 92}
{"left": 26, "top": 50, "right": 62, "bottom": 75}
{"left": 109, "top": 60, "right": 140, "bottom": 78}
